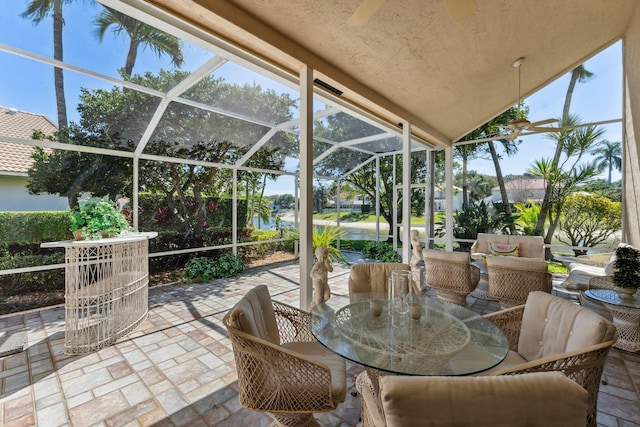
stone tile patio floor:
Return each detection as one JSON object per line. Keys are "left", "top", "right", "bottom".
{"left": 1, "top": 260, "right": 640, "bottom": 426}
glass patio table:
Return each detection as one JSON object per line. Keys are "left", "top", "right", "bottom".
{"left": 584, "top": 289, "right": 640, "bottom": 352}
{"left": 310, "top": 293, "right": 509, "bottom": 378}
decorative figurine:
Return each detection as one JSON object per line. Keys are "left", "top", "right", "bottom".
{"left": 410, "top": 229, "right": 425, "bottom": 292}
{"left": 309, "top": 245, "right": 333, "bottom": 310}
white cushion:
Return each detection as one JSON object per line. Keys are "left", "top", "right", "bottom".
{"left": 379, "top": 372, "right": 588, "bottom": 427}
{"left": 567, "top": 262, "right": 608, "bottom": 289}
{"left": 486, "top": 255, "right": 548, "bottom": 271}
{"left": 518, "top": 291, "right": 617, "bottom": 361}
{"left": 423, "top": 248, "right": 470, "bottom": 263}
{"left": 282, "top": 341, "right": 347, "bottom": 403}
{"left": 227, "top": 284, "right": 280, "bottom": 345}
{"left": 348, "top": 263, "right": 411, "bottom": 294}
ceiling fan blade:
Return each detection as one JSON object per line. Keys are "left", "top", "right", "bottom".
{"left": 529, "top": 126, "right": 564, "bottom": 133}
{"left": 529, "top": 118, "right": 559, "bottom": 127}
{"left": 348, "top": 0, "right": 386, "bottom": 27}
{"left": 507, "top": 130, "right": 520, "bottom": 141}
{"left": 443, "top": 0, "right": 477, "bottom": 22}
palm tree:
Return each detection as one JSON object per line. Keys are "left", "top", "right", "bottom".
{"left": 592, "top": 140, "right": 622, "bottom": 184}
{"left": 534, "top": 65, "right": 594, "bottom": 239}
{"left": 454, "top": 143, "right": 481, "bottom": 207}
{"left": 94, "top": 7, "right": 184, "bottom": 77}
{"left": 21, "top": 0, "right": 69, "bottom": 128}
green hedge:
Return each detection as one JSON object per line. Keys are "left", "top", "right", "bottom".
{"left": 0, "top": 211, "right": 71, "bottom": 244}
{"left": 0, "top": 253, "right": 65, "bottom": 295}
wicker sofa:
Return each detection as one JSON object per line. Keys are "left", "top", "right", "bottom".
{"left": 471, "top": 233, "right": 545, "bottom": 260}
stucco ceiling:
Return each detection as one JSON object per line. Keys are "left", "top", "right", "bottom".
{"left": 148, "top": 0, "right": 638, "bottom": 148}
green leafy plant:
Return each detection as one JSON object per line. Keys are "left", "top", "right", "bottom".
{"left": 182, "top": 253, "right": 246, "bottom": 282}
{"left": 312, "top": 225, "right": 349, "bottom": 265}
{"left": 361, "top": 242, "right": 401, "bottom": 263}
{"left": 613, "top": 245, "right": 640, "bottom": 289}
{"left": 435, "top": 201, "right": 516, "bottom": 250}
{"left": 69, "top": 198, "right": 131, "bottom": 240}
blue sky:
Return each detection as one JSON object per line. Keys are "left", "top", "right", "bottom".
{"left": 0, "top": 1, "right": 623, "bottom": 196}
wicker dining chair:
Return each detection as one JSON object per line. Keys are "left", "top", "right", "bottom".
{"left": 423, "top": 249, "right": 480, "bottom": 306}
{"left": 578, "top": 275, "right": 616, "bottom": 321}
{"left": 483, "top": 291, "right": 617, "bottom": 427}
{"left": 486, "top": 255, "right": 552, "bottom": 309}
{"left": 356, "top": 371, "right": 588, "bottom": 427}
{"left": 223, "top": 285, "right": 347, "bottom": 427}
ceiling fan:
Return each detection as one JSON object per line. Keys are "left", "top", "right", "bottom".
{"left": 348, "top": 0, "right": 477, "bottom": 27}
{"left": 504, "top": 57, "right": 563, "bottom": 140}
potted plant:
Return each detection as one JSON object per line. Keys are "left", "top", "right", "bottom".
{"left": 69, "top": 198, "right": 132, "bottom": 240}
{"left": 613, "top": 245, "right": 640, "bottom": 299}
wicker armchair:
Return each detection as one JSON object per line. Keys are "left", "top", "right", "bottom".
{"left": 486, "top": 255, "right": 552, "bottom": 308}
{"left": 484, "top": 291, "right": 617, "bottom": 427}
{"left": 355, "top": 370, "right": 588, "bottom": 427}
{"left": 423, "top": 249, "right": 480, "bottom": 306}
{"left": 223, "top": 285, "right": 346, "bottom": 427}
{"left": 348, "top": 262, "right": 412, "bottom": 295}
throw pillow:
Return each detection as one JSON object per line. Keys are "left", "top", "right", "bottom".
{"left": 489, "top": 242, "right": 520, "bottom": 257}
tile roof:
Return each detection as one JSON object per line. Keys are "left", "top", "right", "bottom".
{"left": 0, "top": 106, "right": 57, "bottom": 175}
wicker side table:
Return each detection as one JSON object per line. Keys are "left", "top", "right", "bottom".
{"left": 584, "top": 289, "right": 640, "bottom": 353}
{"left": 42, "top": 232, "right": 157, "bottom": 354}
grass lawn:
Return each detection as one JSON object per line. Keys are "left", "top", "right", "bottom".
{"left": 313, "top": 211, "right": 445, "bottom": 225}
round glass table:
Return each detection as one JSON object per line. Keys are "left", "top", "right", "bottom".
{"left": 310, "top": 293, "right": 509, "bottom": 378}
{"left": 584, "top": 289, "right": 640, "bottom": 352}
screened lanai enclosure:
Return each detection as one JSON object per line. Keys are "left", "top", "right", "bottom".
{"left": 0, "top": 0, "right": 439, "bottom": 310}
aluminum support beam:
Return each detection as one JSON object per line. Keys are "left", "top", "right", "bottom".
{"left": 402, "top": 123, "right": 412, "bottom": 263}
{"left": 299, "top": 66, "right": 314, "bottom": 310}
{"left": 445, "top": 147, "right": 454, "bottom": 251}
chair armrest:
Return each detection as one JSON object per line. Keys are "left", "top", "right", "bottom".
{"left": 589, "top": 275, "right": 615, "bottom": 290}
{"left": 483, "top": 305, "right": 525, "bottom": 351}
{"left": 273, "top": 300, "right": 315, "bottom": 343}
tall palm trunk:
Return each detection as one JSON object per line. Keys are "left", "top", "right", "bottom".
{"left": 124, "top": 37, "right": 139, "bottom": 77}
{"left": 53, "top": 0, "right": 67, "bottom": 128}
{"left": 534, "top": 66, "right": 584, "bottom": 239}
{"left": 488, "top": 141, "right": 516, "bottom": 234}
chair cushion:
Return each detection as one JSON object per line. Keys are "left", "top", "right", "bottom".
{"left": 489, "top": 242, "right": 520, "bottom": 256}
{"left": 507, "top": 235, "right": 545, "bottom": 259}
{"left": 476, "top": 349, "right": 527, "bottom": 375}
{"left": 348, "top": 262, "right": 411, "bottom": 294}
{"left": 282, "top": 341, "right": 347, "bottom": 403}
{"left": 518, "top": 291, "right": 617, "bottom": 361}
{"left": 379, "top": 372, "right": 588, "bottom": 427}
{"left": 486, "top": 255, "right": 548, "bottom": 271}
{"left": 226, "top": 284, "right": 280, "bottom": 345}
{"left": 423, "top": 248, "right": 470, "bottom": 263}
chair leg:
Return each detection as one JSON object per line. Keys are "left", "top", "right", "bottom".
{"left": 271, "top": 412, "right": 323, "bottom": 427}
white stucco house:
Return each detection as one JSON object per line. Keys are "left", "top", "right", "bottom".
{"left": 488, "top": 178, "right": 546, "bottom": 205}
{"left": 0, "top": 106, "right": 68, "bottom": 211}
{"left": 434, "top": 185, "right": 463, "bottom": 212}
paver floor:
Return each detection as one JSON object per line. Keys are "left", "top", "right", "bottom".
{"left": 0, "top": 260, "right": 639, "bottom": 426}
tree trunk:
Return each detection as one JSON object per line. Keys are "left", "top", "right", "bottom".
{"left": 124, "top": 38, "right": 139, "bottom": 77}
{"left": 53, "top": 0, "right": 67, "bottom": 128}
{"left": 488, "top": 141, "right": 516, "bottom": 234}
{"left": 258, "top": 174, "right": 267, "bottom": 228}
{"left": 462, "top": 154, "right": 469, "bottom": 207}
{"left": 535, "top": 66, "right": 582, "bottom": 237}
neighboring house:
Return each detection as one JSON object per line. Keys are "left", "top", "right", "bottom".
{"left": 0, "top": 106, "right": 68, "bottom": 211}
{"left": 488, "top": 178, "right": 546, "bottom": 205}
{"left": 434, "top": 185, "right": 463, "bottom": 212}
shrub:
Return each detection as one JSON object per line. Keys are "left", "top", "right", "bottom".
{"left": 361, "top": 242, "right": 401, "bottom": 263}
{"left": 0, "top": 253, "right": 65, "bottom": 294}
{"left": 0, "top": 211, "right": 70, "bottom": 244}
{"left": 182, "top": 253, "right": 246, "bottom": 282}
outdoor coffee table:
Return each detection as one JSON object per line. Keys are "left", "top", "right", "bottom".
{"left": 584, "top": 289, "right": 640, "bottom": 352}
{"left": 310, "top": 293, "right": 508, "bottom": 389}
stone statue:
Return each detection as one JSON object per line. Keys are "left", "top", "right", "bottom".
{"left": 309, "top": 246, "right": 333, "bottom": 310}
{"left": 410, "top": 230, "right": 424, "bottom": 270}
{"left": 410, "top": 230, "right": 425, "bottom": 291}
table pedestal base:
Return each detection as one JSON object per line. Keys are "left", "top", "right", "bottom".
{"left": 606, "top": 305, "right": 640, "bottom": 353}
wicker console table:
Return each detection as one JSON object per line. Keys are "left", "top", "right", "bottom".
{"left": 42, "top": 232, "right": 157, "bottom": 354}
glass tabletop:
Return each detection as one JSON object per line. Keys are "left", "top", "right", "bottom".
{"left": 310, "top": 293, "right": 509, "bottom": 376}
{"left": 585, "top": 289, "right": 640, "bottom": 309}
